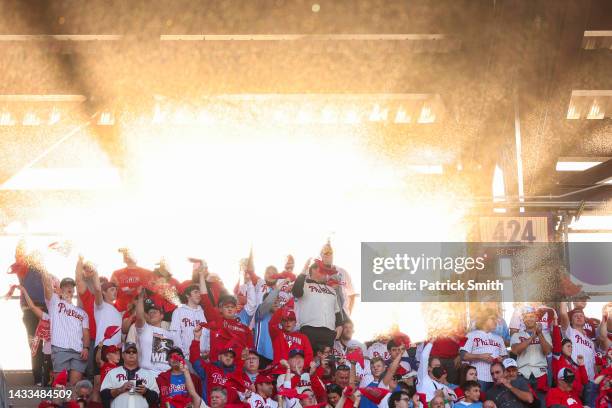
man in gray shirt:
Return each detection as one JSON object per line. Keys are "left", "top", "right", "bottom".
{"left": 486, "top": 359, "right": 535, "bottom": 408}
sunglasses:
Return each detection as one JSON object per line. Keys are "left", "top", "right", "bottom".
{"left": 124, "top": 350, "right": 137, "bottom": 355}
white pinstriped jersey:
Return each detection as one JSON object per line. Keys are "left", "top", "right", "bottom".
{"left": 46, "top": 293, "right": 89, "bottom": 352}
{"left": 169, "top": 304, "right": 210, "bottom": 359}
{"left": 565, "top": 326, "right": 596, "bottom": 380}
{"left": 460, "top": 330, "right": 507, "bottom": 383}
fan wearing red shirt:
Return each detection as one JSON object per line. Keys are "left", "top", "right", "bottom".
{"left": 546, "top": 368, "right": 584, "bottom": 408}
{"left": 110, "top": 249, "right": 153, "bottom": 312}
{"left": 551, "top": 324, "right": 589, "bottom": 400}
{"left": 189, "top": 324, "right": 250, "bottom": 404}
{"left": 98, "top": 345, "right": 120, "bottom": 384}
{"left": 199, "top": 265, "right": 254, "bottom": 362}
{"left": 75, "top": 258, "right": 97, "bottom": 378}
{"left": 270, "top": 307, "right": 314, "bottom": 367}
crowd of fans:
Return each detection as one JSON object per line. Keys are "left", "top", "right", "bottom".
{"left": 6, "top": 240, "right": 612, "bottom": 408}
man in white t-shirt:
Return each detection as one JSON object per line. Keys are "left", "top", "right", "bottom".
{"left": 92, "top": 272, "right": 122, "bottom": 347}
{"left": 170, "top": 283, "right": 210, "bottom": 360}
{"left": 135, "top": 288, "right": 182, "bottom": 377}
{"left": 42, "top": 267, "right": 90, "bottom": 386}
{"left": 100, "top": 342, "right": 160, "bottom": 407}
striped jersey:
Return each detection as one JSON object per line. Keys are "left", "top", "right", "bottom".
{"left": 46, "top": 293, "right": 89, "bottom": 352}
{"left": 460, "top": 330, "right": 508, "bottom": 383}
{"left": 565, "top": 326, "right": 596, "bottom": 380}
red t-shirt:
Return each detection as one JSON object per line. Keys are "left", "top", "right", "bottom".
{"left": 546, "top": 387, "right": 584, "bottom": 408}
{"left": 201, "top": 294, "right": 254, "bottom": 362}
{"left": 111, "top": 266, "right": 152, "bottom": 312}
{"left": 79, "top": 290, "right": 96, "bottom": 342}
{"left": 269, "top": 306, "right": 314, "bottom": 367}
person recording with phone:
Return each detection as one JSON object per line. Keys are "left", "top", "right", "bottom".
{"left": 100, "top": 342, "right": 159, "bottom": 408}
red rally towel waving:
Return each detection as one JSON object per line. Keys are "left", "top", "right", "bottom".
{"left": 358, "top": 387, "right": 391, "bottom": 404}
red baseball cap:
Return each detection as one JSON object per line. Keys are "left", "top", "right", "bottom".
{"left": 219, "top": 346, "right": 237, "bottom": 357}
{"left": 255, "top": 374, "right": 274, "bottom": 384}
{"left": 105, "top": 345, "right": 120, "bottom": 354}
{"left": 282, "top": 310, "right": 296, "bottom": 321}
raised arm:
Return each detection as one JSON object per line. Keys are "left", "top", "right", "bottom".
{"left": 268, "top": 303, "right": 285, "bottom": 339}
{"left": 599, "top": 306, "right": 610, "bottom": 349}
{"left": 181, "top": 363, "right": 205, "bottom": 407}
{"left": 552, "top": 323, "right": 562, "bottom": 355}
{"left": 198, "top": 264, "right": 223, "bottom": 323}
{"left": 382, "top": 345, "right": 404, "bottom": 386}
{"left": 291, "top": 273, "right": 307, "bottom": 299}
{"left": 75, "top": 256, "right": 88, "bottom": 296}
{"left": 135, "top": 288, "right": 146, "bottom": 328}
{"left": 91, "top": 266, "right": 104, "bottom": 307}
{"left": 418, "top": 342, "right": 432, "bottom": 384}
{"left": 559, "top": 301, "right": 570, "bottom": 331}
{"left": 197, "top": 262, "right": 207, "bottom": 293}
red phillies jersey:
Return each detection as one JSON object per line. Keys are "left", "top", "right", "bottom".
{"left": 110, "top": 266, "right": 152, "bottom": 312}
{"left": 269, "top": 306, "right": 313, "bottom": 367}
{"left": 201, "top": 294, "right": 254, "bottom": 362}
{"left": 189, "top": 340, "right": 249, "bottom": 403}
{"left": 546, "top": 387, "right": 584, "bottom": 408}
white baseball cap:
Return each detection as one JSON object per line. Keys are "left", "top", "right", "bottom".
{"left": 502, "top": 358, "right": 518, "bottom": 369}
{"left": 346, "top": 340, "right": 366, "bottom": 352}
{"left": 401, "top": 371, "right": 418, "bottom": 380}
{"left": 557, "top": 368, "right": 576, "bottom": 383}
